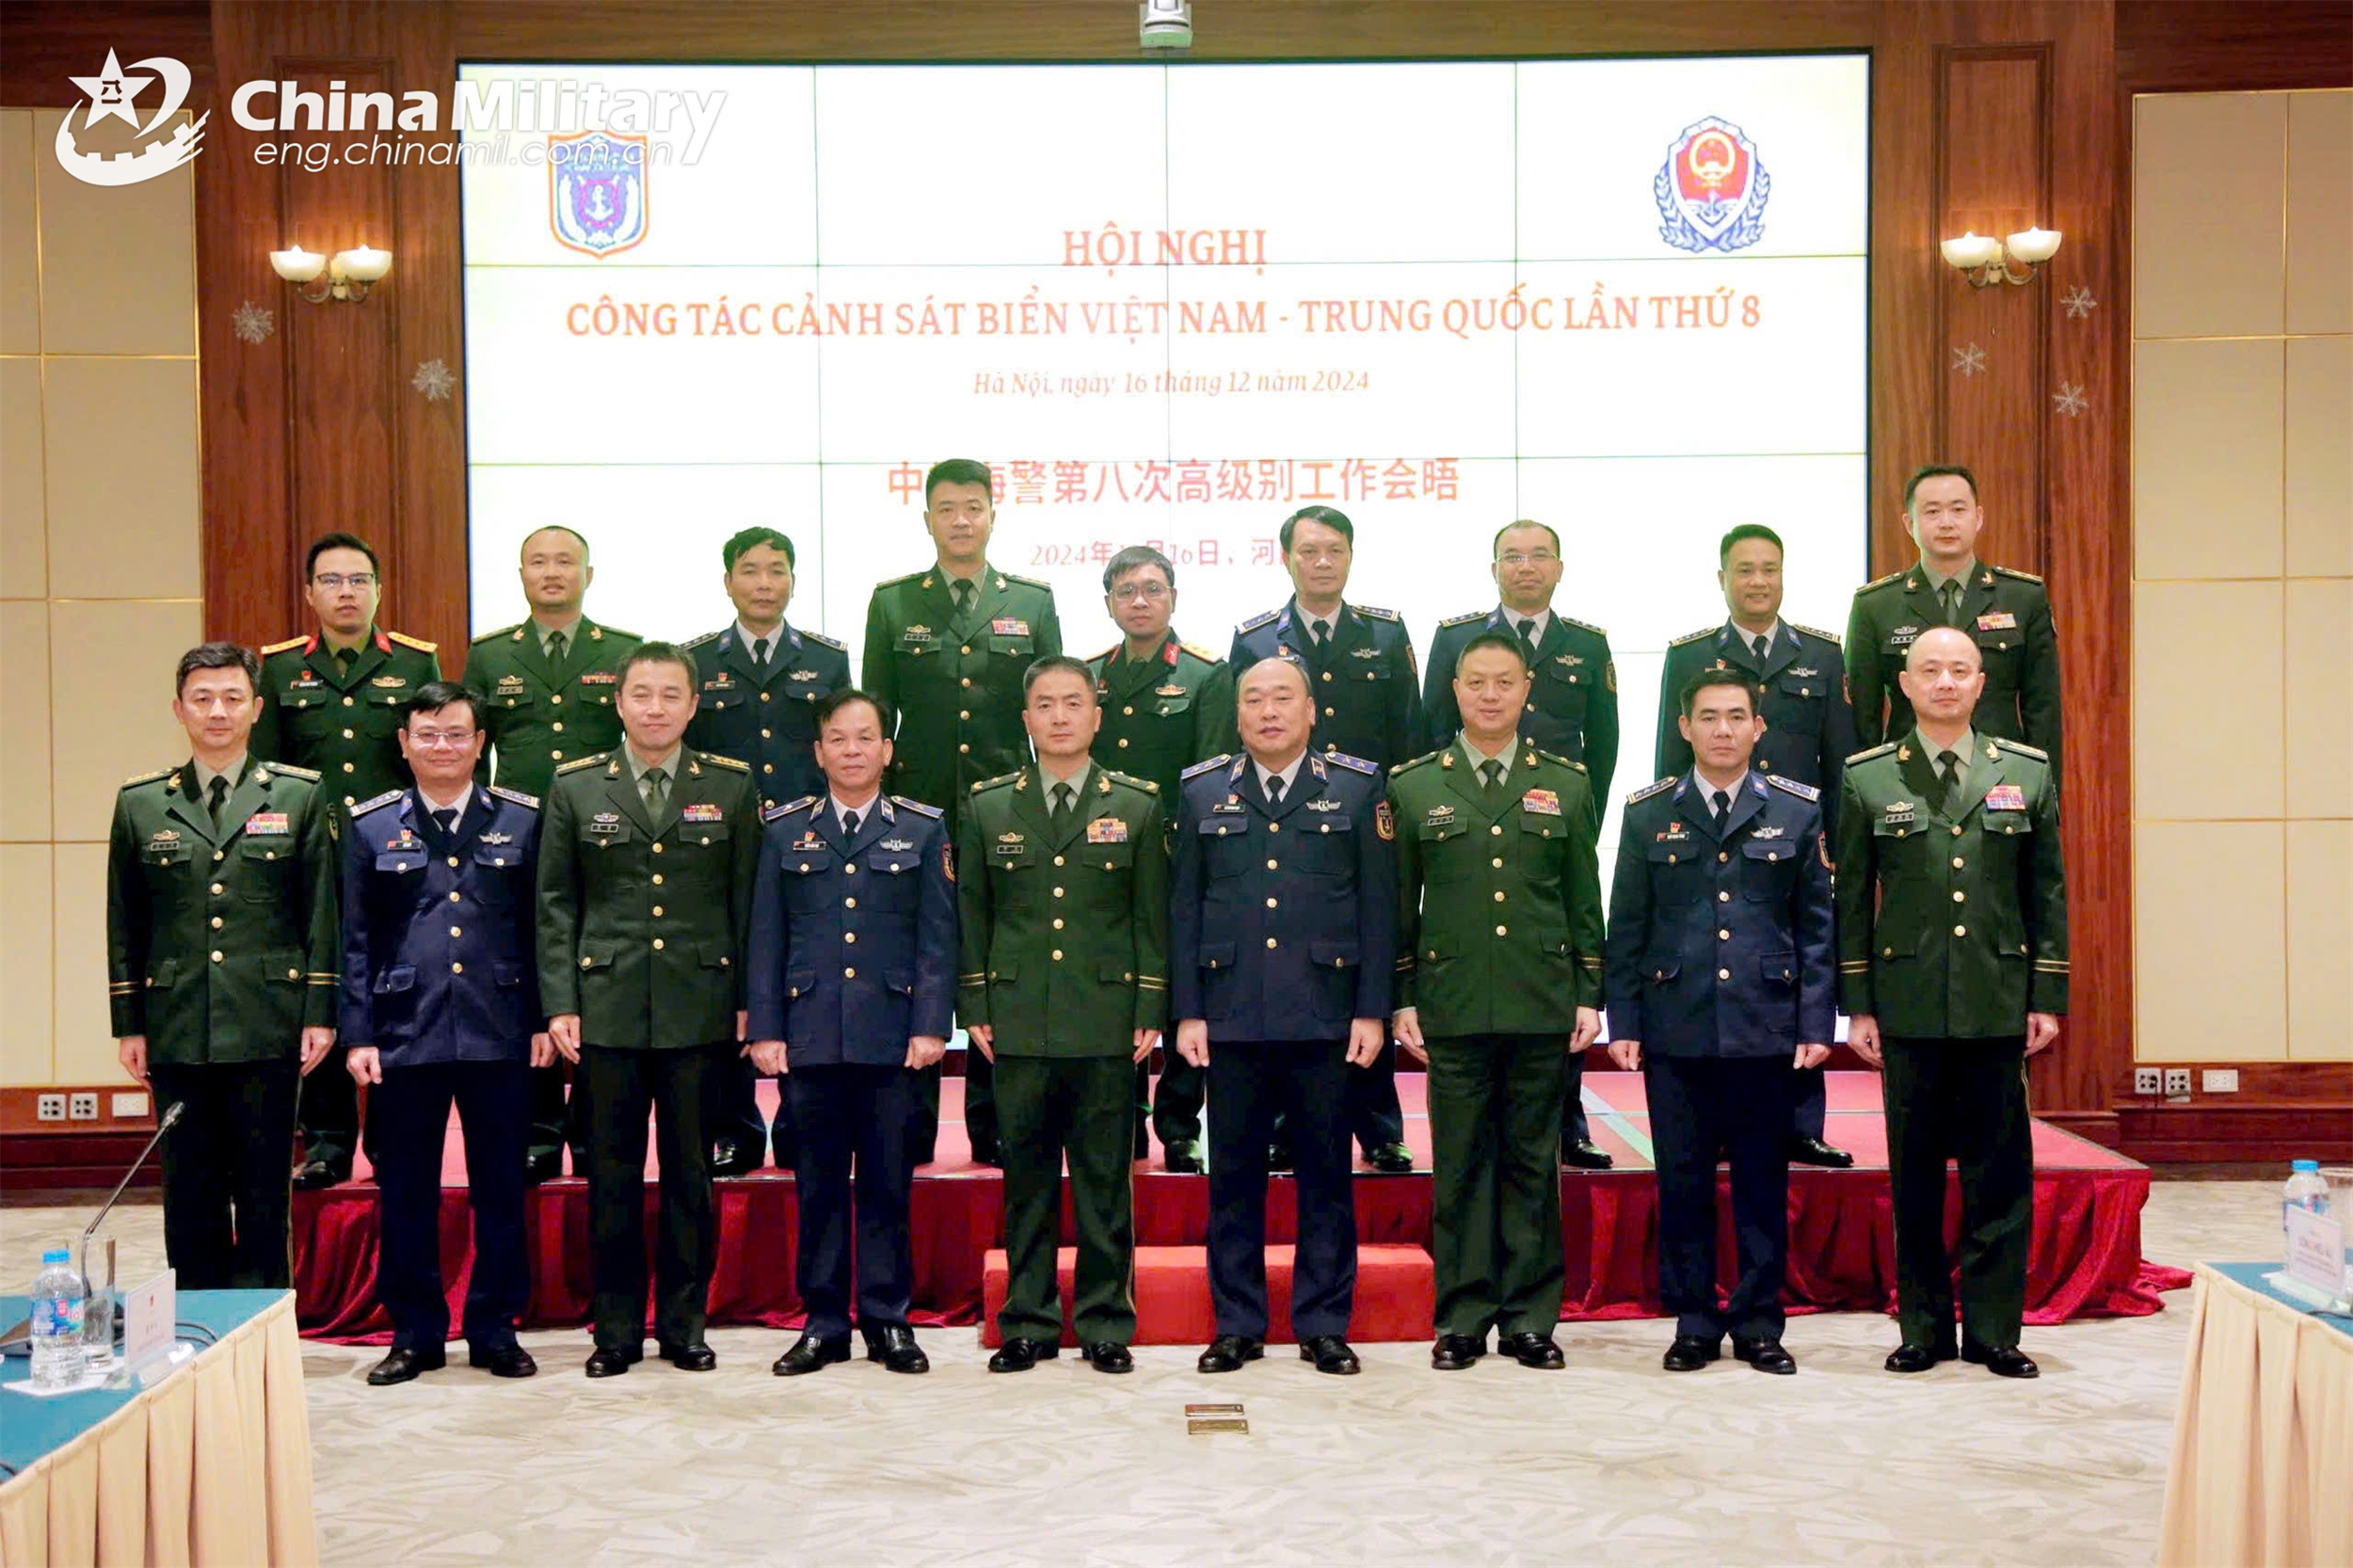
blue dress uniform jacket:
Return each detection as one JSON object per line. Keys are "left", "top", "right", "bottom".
{"left": 339, "top": 786, "right": 544, "bottom": 1065}
{"left": 1228, "top": 600, "right": 1422, "bottom": 772}
{"left": 1656, "top": 620, "right": 1856, "bottom": 825}
{"left": 1605, "top": 771, "right": 1835, "bottom": 1059}
{"left": 744, "top": 793, "right": 958, "bottom": 1066}
{"left": 680, "top": 623, "right": 851, "bottom": 812}
{"left": 1169, "top": 752, "right": 1397, "bottom": 1039}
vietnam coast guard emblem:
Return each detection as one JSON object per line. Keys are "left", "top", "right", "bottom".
{"left": 1655, "top": 118, "right": 1769, "bottom": 253}
{"left": 550, "top": 130, "right": 648, "bottom": 258}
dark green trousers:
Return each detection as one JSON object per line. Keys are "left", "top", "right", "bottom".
{"left": 1881, "top": 1036, "right": 2032, "bottom": 1352}
{"left": 1427, "top": 1033, "right": 1568, "bottom": 1338}
{"left": 995, "top": 1054, "right": 1137, "bottom": 1345}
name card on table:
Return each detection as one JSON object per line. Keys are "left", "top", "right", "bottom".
{"left": 2275, "top": 1208, "right": 2351, "bottom": 1307}
{"left": 122, "top": 1268, "right": 176, "bottom": 1377}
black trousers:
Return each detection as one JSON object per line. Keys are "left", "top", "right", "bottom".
{"left": 712, "top": 1055, "right": 797, "bottom": 1167}
{"left": 527, "top": 1061, "right": 578, "bottom": 1165}
{"left": 1270, "top": 1039, "right": 1403, "bottom": 1159}
{"left": 1558, "top": 1044, "right": 1593, "bottom": 1145}
{"left": 1645, "top": 1054, "right": 1790, "bottom": 1340}
{"left": 149, "top": 1058, "right": 300, "bottom": 1289}
{"left": 791, "top": 1064, "right": 922, "bottom": 1341}
{"left": 915, "top": 1046, "right": 997, "bottom": 1163}
{"left": 1881, "top": 1036, "right": 2033, "bottom": 1352}
{"left": 1426, "top": 1034, "right": 1567, "bottom": 1338}
{"left": 1792, "top": 1062, "right": 1829, "bottom": 1141}
{"left": 295, "top": 1055, "right": 366, "bottom": 1171}
{"left": 1206, "top": 1041, "right": 1357, "bottom": 1340}
{"left": 372, "top": 1060, "right": 530, "bottom": 1350}
{"left": 576, "top": 1042, "right": 724, "bottom": 1349}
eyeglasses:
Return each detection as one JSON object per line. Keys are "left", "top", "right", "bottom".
{"left": 1497, "top": 552, "right": 1559, "bottom": 568}
{"left": 407, "top": 729, "right": 477, "bottom": 748}
{"left": 312, "top": 573, "right": 377, "bottom": 590}
{"left": 1109, "top": 582, "right": 1169, "bottom": 602}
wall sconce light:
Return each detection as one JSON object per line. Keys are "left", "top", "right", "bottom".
{"left": 269, "top": 244, "right": 392, "bottom": 304}
{"left": 1940, "top": 228, "right": 2062, "bottom": 288}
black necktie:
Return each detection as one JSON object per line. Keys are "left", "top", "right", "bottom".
{"left": 206, "top": 776, "right": 231, "bottom": 831}
{"left": 1940, "top": 582, "right": 1963, "bottom": 628}
{"left": 1712, "top": 788, "right": 1731, "bottom": 827}
{"left": 430, "top": 808, "right": 457, "bottom": 840}
{"left": 952, "top": 580, "right": 975, "bottom": 618}
{"left": 1936, "top": 750, "right": 1962, "bottom": 813}
{"left": 1753, "top": 633, "right": 1770, "bottom": 664}
{"left": 1310, "top": 620, "right": 1329, "bottom": 652}
{"left": 1517, "top": 619, "right": 1537, "bottom": 654}
{"left": 1264, "top": 773, "right": 1285, "bottom": 809}
{"left": 840, "top": 808, "right": 859, "bottom": 840}
{"left": 751, "top": 635, "right": 770, "bottom": 672}
{"left": 1480, "top": 759, "right": 1504, "bottom": 796}
{"left": 332, "top": 648, "right": 353, "bottom": 680}
{"left": 546, "top": 629, "right": 568, "bottom": 665}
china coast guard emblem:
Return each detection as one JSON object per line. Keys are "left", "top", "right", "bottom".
{"left": 550, "top": 130, "right": 648, "bottom": 258}
{"left": 1655, "top": 117, "right": 1769, "bottom": 253}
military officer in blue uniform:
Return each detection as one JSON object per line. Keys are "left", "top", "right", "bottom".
{"left": 747, "top": 689, "right": 957, "bottom": 1378}
{"left": 1657, "top": 523, "right": 1859, "bottom": 1170}
{"left": 1607, "top": 665, "right": 1834, "bottom": 1377}
{"left": 339, "top": 681, "right": 544, "bottom": 1385}
{"left": 682, "top": 525, "right": 852, "bottom": 1178}
{"left": 1172, "top": 654, "right": 1397, "bottom": 1378}
{"left": 1226, "top": 504, "right": 1417, "bottom": 1175}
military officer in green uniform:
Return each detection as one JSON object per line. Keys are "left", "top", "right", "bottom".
{"left": 1846, "top": 464, "right": 2063, "bottom": 782}
{"left": 537, "top": 643, "right": 763, "bottom": 1378}
{"left": 251, "top": 532, "right": 440, "bottom": 1188}
{"left": 861, "top": 458, "right": 1063, "bottom": 1165}
{"left": 109, "top": 643, "right": 341, "bottom": 1289}
{"left": 1837, "top": 626, "right": 2067, "bottom": 1381}
{"left": 1087, "top": 545, "right": 1233, "bottom": 1173}
{"left": 960, "top": 656, "right": 1168, "bottom": 1374}
{"left": 1390, "top": 632, "right": 1604, "bottom": 1371}
{"left": 462, "top": 524, "right": 642, "bottom": 1178}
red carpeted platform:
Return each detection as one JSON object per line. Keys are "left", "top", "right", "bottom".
{"left": 292, "top": 1072, "right": 2192, "bottom": 1344}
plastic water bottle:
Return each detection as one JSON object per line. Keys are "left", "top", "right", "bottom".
{"left": 2282, "top": 1160, "right": 2331, "bottom": 1265}
{"left": 30, "top": 1248, "right": 88, "bottom": 1390}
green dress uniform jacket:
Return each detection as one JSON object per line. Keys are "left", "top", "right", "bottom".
{"left": 1833, "top": 732, "right": 2069, "bottom": 1036}
{"left": 1086, "top": 632, "right": 1236, "bottom": 796}
{"left": 861, "top": 564, "right": 1062, "bottom": 823}
{"left": 1845, "top": 563, "right": 2062, "bottom": 781}
{"left": 106, "top": 760, "right": 342, "bottom": 1064}
{"left": 536, "top": 749, "right": 761, "bottom": 1048}
{"left": 1422, "top": 608, "right": 1619, "bottom": 809}
{"left": 462, "top": 617, "right": 643, "bottom": 803}
{"left": 251, "top": 627, "right": 442, "bottom": 812}
{"left": 956, "top": 764, "right": 1169, "bottom": 1052}
{"left": 1388, "top": 744, "right": 1605, "bottom": 1031}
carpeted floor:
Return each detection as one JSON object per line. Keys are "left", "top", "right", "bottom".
{"left": 3, "top": 1178, "right": 2281, "bottom": 1567}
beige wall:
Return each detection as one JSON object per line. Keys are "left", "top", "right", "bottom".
{"left": 2132, "top": 90, "right": 2353, "bottom": 1064}
{"left": 0, "top": 108, "right": 203, "bottom": 1088}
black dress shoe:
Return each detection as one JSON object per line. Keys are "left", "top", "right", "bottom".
{"left": 291, "top": 1157, "right": 349, "bottom": 1191}
{"left": 1161, "top": 1140, "right": 1205, "bottom": 1175}
{"left": 1364, "top": 1141, "right": 1416, "bottom": 1174}
{"left": 1083, "top": 1341, "right": 1134, "bottom": 1374}
{"left": 658, "top": 1339, "right": 717, "bottom": 1371}
{"left": 365, "top": 1345, "right": 445, "bottom": 1385}
{"left": 584, "top": 1346, "right": 642, "bottom": 1378}
{"left": 1662, "top": 1335, "right": 1721, "bottom": 1372}
{"left": 1884, "top": 1343, "right": 1946, "bottom": 1374}
{"left": 1431, "top": 1334, "right": 1486, "bottom": 1370}
{"left": 1265, "top": 1142, "right": 1294, "bottom": 1173}
{"left": 1197, "top": 1335, "right": 1264, "bottom": 1373}
{"left": 523, "top": 1149, "right": 563, "bottom": 1185}
{"left": 865, "top": 1325, "right": 930, "bottom": 1373}
{"left": 1300, "top": 1335, "right": 1361, "bottom": 1375}
{"left": 710, "top": 1139, "right": 761, "bottom": 1178}
{"left": 987, "top": 1336, "right": 1058, "bottom": 1372}
{"left": 1963, "top": 1344, "right": 2040, "bottom": 1379}
{"left": 773, "top": 1335, "right": 851, "bottom": 1376}
{"left": 1498, "top": 1331, "right": 1565, "bottom": 1369}
{"left": 1734, "top": 1336, "right": 1797, "bottom": 1375}
{"left": 1788, "top": 1136, "right": 1854, "bottom": 1169}
{"left": 1560, "top": 1139, "right": 1614, "bottom": 1170}
{"left": 467, "top": 1343, "right": 536, "bottom": 1378}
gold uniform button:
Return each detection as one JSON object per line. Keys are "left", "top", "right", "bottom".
{"left": 210, "top": 916, "right": 223, "bottom": 929}
{"left": 1052, "top": 918, "right": 1064, "bottom": 930}
{"left": 1051, "top": 948, "right": 1064, "bottom": 960}
{"left": 652, "top": 937, "right": 665, "bottom": 951}
{"left": 1954, "top": 925, "right": 1967, "bottom": 936}
{"left": 1268, "top": 824, "right": 1280, "bottom": 835}
{"left": 1266, "top": 937, "right": 1278, "bottom": 949}
{"left": 287, "top": 968, "right": 299, "bottom": 979}
{"left": 211, "top": 950, "right": 224, "bottom": 963}
{"left": 1266, "top": 858, "right": 1279, "bottom": 871}
{"left": 1952, "top": 856, "right": 1965, "bottom": 868}
{"left": 552, "top": 722, "right": 565, "bottom": 733}
{"left": 844, "top": 864, "right": 857, "bottom": 875}
{"left": 844, "top": 967, "right": 856, "bottom": 979}
{"left": 1122, "top": 705, "right": 1134, "bottom": 716}
{"left": 451, "top": 962, "right": 464, "bottom": 974}
{"left": 342, "top": 728, "right": 355, "bottom": 740}
{"left": 343, "top": 696, "right": 355, "bottom": 707}
{"left": 1051, "top": 855, "right": 1065, "bottom": 867}
{"left": 1052, "top": 887, "right": 1064, "bottom": 898}
{"left": 449, "top": 890, "right": 461, "bottom": 903}
{"left": 1492, "top": 857, "right": 1503, "bottom": 868}
{"left": 1951, "top": 824, "right": 1963, "bottom": 837}
{"left": 1321, "top": 671, "right": 1333, "bottom": 682}
{"left": 551, "top": 695, "right": 563, "bottom": 705}
{"left": 651, "top": 842, "right": 664, "bottom": 854}
{"left": 1718, "top": 968, "right": 1731, "bottom": 981}
{"left": 760, "top": 692, "right": 771, "bottom": 703}
{"left": 1719, "top": 929, "right": 1731, "bottom": 940}
{"left": 1493, "top": 891, "right": 1506, "bottom": 903}
{"left": 1117, "top": 738, "right": 1128, "bottom": 748}
{"left": 1266, "top": 897, "right": 1278, "bottom": 908}
{"left": 652, "top": 906, "right": 664, "bottom": 917}
{"left": 1953, "top": 891, "right": 1966, "bottom": 903}
{"left": 1324, "top": 707, "right": 1336, "bottom": 717}
{"left": 844, "top": 933, "right": 856, "bottom": 944}
{"left": 215, "top": 850, "right": 225, "bottom": 861}
{"left": 448, "top": 856, "right": 460, "bottom": 868}
{"left": 960, "top": 677, "right": 972, "bottom": 689}
{"left": 210, "top": 883, "right": 224, "bottom": 895}
{"left": 958, "top": 710, "right": 970, "bottom": 721}
{"left": 651, "top": 873, "right": 664, "bottom": 885}
{"left": 958, "top": 743, "right": 970, "bottom": 754}
{"left": 760, "top": 728, "right": 772, "bottom": 739}
{"left": 450, "top": 925, "right": 463, "bottom": 937}
{"left": 763, "top": 764, "right": 775, "bottom": 774}
{"left": 1490, "top": 824, "right": 1503, "bottom": 837}
{"left": 552, "top": 750, "right": 564, "bottom": 760}
{"left": 1718, "top": 891, "right": 1731, "bottom": 903}
{"left": 343, "top": 762, "right": 355, "bottom": 773}
{"left": 582, "top": 956, "right": 594, "bottom": 969}
{"left": 1496, "top": 924, "right": 1508, "bottom": 936}
{"left": 843, "top": 897, "right": 856, "bottom": 909}
{"left": 1719, "top": 852, "right": 1729, "bottom": 863}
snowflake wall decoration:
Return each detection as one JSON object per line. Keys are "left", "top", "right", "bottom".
{"left": 2060, "top": 286, "right": 2097, "bottom": 321}
{"left": 411, "top": 359, "right": 456, "bottom": 403}
{"left": 2053, "top": 382, "right": 2089, "bottom": 418}
{"left": 231, "top": 300, "right": 274, "bottom": 344}
{"left": 1951, "top": 343, "right": 1987, "bottom": 378}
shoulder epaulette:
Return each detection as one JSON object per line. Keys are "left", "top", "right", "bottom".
{"left": 1533, "top": 747, "right": 1584, "bottom": 773}
{"left": 472, "top": 622, "right": 523, "bottom": 644}
{"left": 1787, "top": 621, "right": 1843, "bottom": 645}
{"left": 594, "top": 625, "right": 640, "bottom": 643}
{"left": 1991, "top": 736, "right": 2049, "bottom": 760}
{"left": 1237, "top": 609, "right": 1279, "bottom": 633}
{"left": 1627, "top": 776, "right": 1678, "bottom": 805}
{"left": 1857, "top": 569, "right": 1906, "bottom": 594}
{"left": 387, "top": 630, "right": 437, "bottom": 653}
{"left": 700, "top": 752, "right": 751, "bottom": 773}
{"left": 264, "top": 762, "right": 320, "bottom": 780}
{"left": 680, "top": 629, "right": 724, "bottom": 649}
{"left": 889, "top": 795, "right": 943, "bottom": 818}
{"left": 1767, "top": 775, "right": 1821, "bottom": 802}
{"left": 349, "top": 789, "right": 403, "bottom": 816}
{"left": 875, "top": 568, "right": 927, "bottom": 590}
{"left": 1390, "top": 748, "right": 1445, "bottom": 776}
{"left": 800, "top": 629, "right": 846, "bottom": 652}
{"left": 761, "top": 800, "right": 794, "bottom": 823}
{"left": 1323, "top": 751, "right": 1378, "bottom": 776}
{"left": 1107, "top": 769, "right": 1160, "bottom": 794}
{"left": 260, "top": 635, "right": 308, "bottom": 657}
{"left": 1437, "top": 609, "right": 1486, "bottom": 630}
{"left": 1556, "top": 614, "right": 1608, "bottom": 638}
{"left": 1179, "top": 641, "right": 1223, "bottom": 665}
{"left": 1088, "top": 643, "right": 1120, "bottom": 666}
{"left": 1667, "top": 626, "right": 1716, "bottom": 648}
{"left": 1181, "top": 754, "right": 1232, "bottom": 781}
{"left": 1001, "top": 571, "right": 1054, "bottom": 593}
{"left": 120, "top": 766, "right": 172, "bottom": 789}
{"left": 1846, "top": 742, "right": 1899, "bottom": 764}
{"left": 556, "top": 754, "right": 606, "bottom": 775}
{"left": 1354, "top": 603, "right": 1401, "bottom": 622}
{"left": 1991, "top": 565, "right": 2044, "bottom": 585}
{"left": 488, "top": 785, "right": 540, "bottom": 810}
{"left": 969, "top": 771, "right": 1021, "bottom": 794}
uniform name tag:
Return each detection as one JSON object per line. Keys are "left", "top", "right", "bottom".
{"left": 386, "top": 830, "right": 419, "bottom": 850}
{"left": 289, "top": 672, "right": 323, "bottom": 689}
{"left": 1210, "top": 801, "right": 1246, "bottom": 814}
{"left": 1520, "top": 789, "right": 1561, "bottom": 816}
{"left": 1087, "top": 817, "right": 1129, "bottom": 843}
{"left": 792, "top": 833, "right": 825, "bottom": 852}
{"left": 991, "top": 617, "right": 1030, "bottom": 636}
{"left": 681, "top": 803, "right": 723, "bottom": 824}
{"left": 1977, "top": 612, "right": 2018, "bottom": 631}
{"left": 243, "top": 812, "right": 289, "bottom": 836}
{"left": 1985, "top": 784, "right": 2027, "bottom": 811}
{"left": 1658, "top": 822, "right": 1689, "bottom": 841}
{"left": 705, "top": 672, "right": 736, "bottom": 690}
{"left": 579, "top": 670, "right": 617, "bottom": 685}
{"left": 587, "top": 811, "right": 623, "bottom": 835}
